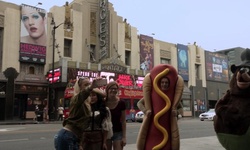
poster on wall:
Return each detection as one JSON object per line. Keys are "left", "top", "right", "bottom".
{"left": 205, "top": 51, "right": 229, "bottom": 82}
{"left": 139, "top": 34, "right": 154, "bottom": 71}
{"left": 20, "top": 4, "right": 47, "bottom": 64}
{"left": 177, "top": 44, "right": 189, "bottom": 81}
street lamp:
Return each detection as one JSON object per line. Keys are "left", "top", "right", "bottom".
{"left": 49, "top": 17, "right": 70, "bottom": 121}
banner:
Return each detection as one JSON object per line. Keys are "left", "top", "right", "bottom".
{"left": 20, "top": 4, "right": 47, "bottom": 64}
{"left": 177, "top": 44, "right": 189, "bottom": 81}
{"left": 205, "top": 51, "right": 229, "bottom": 82}
{"left": 139, "top": 34, "right": 154, "bottom": 71}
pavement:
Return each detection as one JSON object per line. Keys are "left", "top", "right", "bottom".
{"left": 125, "top": 136, "right": 225, "bottom": 150}
{"left": 0, "top": 120, "right": 225, "bottom": 150}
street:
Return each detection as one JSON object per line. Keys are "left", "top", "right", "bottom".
{"left": 0, "top": 118, "right": 216, "bottom": 150}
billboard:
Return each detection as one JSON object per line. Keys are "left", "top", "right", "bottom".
{"left": 205, "top": 51, "right": 229, "bottom": 82}
{"left": 177, "top": 44, "right": 189, "bottom": 81}
{"left": 20, "top": 4, "right": 47, "bottom": 64}
{"left": 66, "top": 68, "right": 144, "bottom": 89}
{"left": 139, "top": 34, "right": 154, "bottom": 71}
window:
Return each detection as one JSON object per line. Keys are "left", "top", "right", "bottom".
{"left": 195, "top": 64, "right": 200, "bottom": 79}
{"left": 89, "top": 45, "right": 96, "bottom": 62}
{"left": 183, "top": 99, "right": 191, "bottom": 111}
{"left": 125, "top": 50, "right": 131, "bottom": 66}
{"left": 64, "top": 39, "right": 72, "bottom": 57}
{"left": 161, "top": 58, "right": 170, "bottom": 64}
{"left": 29, "top": 66, "right": 35, "bottom": 74}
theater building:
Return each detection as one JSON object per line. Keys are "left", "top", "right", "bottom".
{"left": 0, "top": 0, "right": 230, "bottom": 121}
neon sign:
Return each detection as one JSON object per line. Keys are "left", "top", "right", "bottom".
{"left": 77, "top": 71, "right": 98, "bottom": 82}
{"left": 116, "top": 74, "right": 133, "bottom": 87}
{"left": 136, "top": 76, "right": 144, "bottom": 87}
{"left": 100, "top": 71, "right": 115, "bottom": 82}
{"left": 47, "top": 68, "right": 61, "bottom": 83}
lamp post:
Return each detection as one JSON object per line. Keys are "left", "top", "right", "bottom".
{"left": 49, "top": 17, "right": 65, "bottom": 121}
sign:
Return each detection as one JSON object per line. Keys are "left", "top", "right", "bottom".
{"left": 20, "top": 4, "right": 47, "bottom": 64}
{"left": 101, "top": 64, "right": 127, "bottom": 73}
{"left": 99, "top": 0, "right": 109, "bottom": 61}
{"left": 116, "top": 74, "right": 133, "bottom": 87}
{"left": 119, "top": 88, "right": 143, "bottom": 98}
{"left": 47, "top": 68, "right": 61, "bottom": 83}
{"left": 77, "top": 70, "right": 98, "bottom": 82}
{"left": 135, "top": 76, "right": 144, "bottom": 88}
{"left": 205, "top": 51, "right": 229, "bottom": 82}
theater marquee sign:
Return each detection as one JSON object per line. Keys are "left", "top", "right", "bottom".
{"left": 101, "top": 64, "right": 127, "bottom": 74}
{"left": 99, "top": 0, "right": 109, "bottom": 61}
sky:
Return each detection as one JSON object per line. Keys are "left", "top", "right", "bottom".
{"left": 3, "top": 0, "right": 250, "bottom": 51}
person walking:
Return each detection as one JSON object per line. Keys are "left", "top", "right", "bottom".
{"left": 33, "top": 105, "right": 39, "bottom": 121}
{"left": 57, "top": 106, "right": 64, "bottom": 121}
{"left": 105, "top": 81, "right": 127, "bottom": 150}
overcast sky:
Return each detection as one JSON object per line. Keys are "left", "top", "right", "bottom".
{"left": 4, "top": 0, "right": 250, "bottom": 51}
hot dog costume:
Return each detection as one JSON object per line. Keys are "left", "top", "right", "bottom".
{"left": 214, "top": 48, "right": 250, "bottom": 150}
{"left": 137, "top": 64, "right": 184, "bottom": 150}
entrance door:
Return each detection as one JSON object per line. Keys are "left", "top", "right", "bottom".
{"left": 0, "top": 98, "right": 5, "bottom": 120}
{"left": 14, "top": 94, "right": 28, "bottom": 120}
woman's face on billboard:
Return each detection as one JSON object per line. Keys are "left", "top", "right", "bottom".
{"left": 21, "top": 7, "right": 46, "bottom": 39}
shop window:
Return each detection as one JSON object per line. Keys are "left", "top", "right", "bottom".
{"left": 64, "top": 39, "right": 72, "bottom": 57}
{"left": 182, "top": 99, "right": 191, "bottom": 111}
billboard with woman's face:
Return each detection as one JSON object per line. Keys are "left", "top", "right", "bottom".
{"left": 205, "top": 51, "right": 229, "bottom": 82}
{"left": 20, "top": 4, "right": 47, "bottom": 64}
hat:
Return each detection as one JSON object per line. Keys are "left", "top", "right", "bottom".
{"left": 92, "top": 88, "right": 106, "bottom": 97}
{"left": 231, "top": 48, "right": 250, "bottom": 73}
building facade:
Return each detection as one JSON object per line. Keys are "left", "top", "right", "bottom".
{"left": 0, "top": 0, "right": 233, "bottom": 121}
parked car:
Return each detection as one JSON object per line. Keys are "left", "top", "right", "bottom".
{"left": 199, "top": 109, "right": 216, "bottom": 121}
{"left": 135, "top": 111, "right": 144, "bottom": 122}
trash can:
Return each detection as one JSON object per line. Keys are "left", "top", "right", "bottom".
{"left": 36, "top": 111, "right": 43, "bottom": 122}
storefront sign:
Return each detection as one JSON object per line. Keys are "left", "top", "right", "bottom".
{"left": 120, "top": 88, "right": 143, "bottom": 98}
{"left": 47, "top": 68, "right": 61, "bottom": 83}
{"left": 101, "top": 64, "right": 127, "bottom": 74}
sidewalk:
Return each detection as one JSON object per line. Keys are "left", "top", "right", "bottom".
{"left": 125, "top": 136, "right": 225, "bottom": 150}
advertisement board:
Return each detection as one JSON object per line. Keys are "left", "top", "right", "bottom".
{"left": 205, "top": 51, "right": 229, "bottom": 82}
{"left": 139, "top": 34, "right": 154, "bottom": 71}
{"left": 20, "top": 4, "right": 47, "bottom": 64}
{"left": 177, "top": 44, "right": 189, "bottom": 81}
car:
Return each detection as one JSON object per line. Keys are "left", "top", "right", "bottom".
{"left": 199, "top": 109, "right": 216, "bottom": 121}
{"left": 135, "top": 111, "right": 144, "bottom": 122}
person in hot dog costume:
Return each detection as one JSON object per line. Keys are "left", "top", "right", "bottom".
{"left": 137, "top": 64, "right": 184, "bottom": 150}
